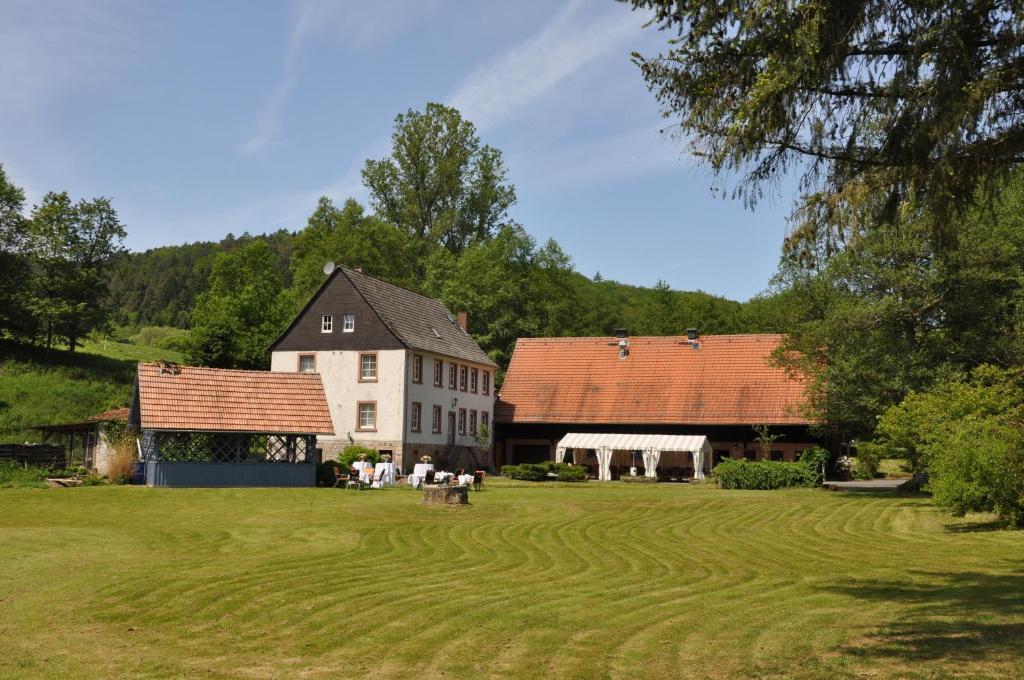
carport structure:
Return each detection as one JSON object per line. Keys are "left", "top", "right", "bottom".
{"left": 555, "top": 432, "right": 712, "bottom": 481}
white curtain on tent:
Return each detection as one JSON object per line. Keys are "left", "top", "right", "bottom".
{"left": 555, "top": 446, "right": 568, "bottom": 464}
{"left": 596, "top": 447, "right": 612, "bottom": 481}
{"left": 693, "top": 448, "right": 706, "bottom": 480}
{"left": 643, "top": 449, "right": 661, "bottom": 478}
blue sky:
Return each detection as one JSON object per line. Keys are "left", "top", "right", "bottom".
{"left": 1, "top": 0, "right": 798, "bottom": 301}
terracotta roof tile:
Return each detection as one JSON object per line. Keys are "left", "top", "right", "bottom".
{"left": 495, "top": 335, "right": 810, "bottom": 426}
{"left": 87, "top": 407, "right": 129, "bottom": 422}
{"left": 135, "top": 363, "right": 334, "bottom": 434}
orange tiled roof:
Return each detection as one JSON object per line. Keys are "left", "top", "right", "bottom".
{"left": 87, "top": 407, "right": 129, "bottom": 422}
{"left": 136, "top": 363, "right": 334, "bottom": 434}
{"left": 495, "top": 335, "right": 810, "bottom": 426}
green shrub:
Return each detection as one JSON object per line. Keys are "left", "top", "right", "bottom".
{"left": 876, "top": 365, "right": 1024, "bottom": 527}
{"left": 316, "top": 461, "right": 342, "bottom": 487}
{"left": 798, "top": 446, "right": 830, "bottom": 486}
{"left": 0, "top": 461, "right": 49, "bottom": 489}
{"left": 851, "top": 442, "right": 883, "bottom": 480}
{"left": 128, "top": 326, "right": 189, "bottom": 353}
{"left": 714, "top": 459, "right": 815, "bottom": 490}
{"left": 620, "top": 474, "right": 657, "bottom": 484}
{"left": 555, "top": 465, "right": 588, "bottom": 482}
{"left": 501, "top": 463, "right": 586, "bottom": 482}
{"left": 338, "top": 446, "right": 381, "bottom": 469}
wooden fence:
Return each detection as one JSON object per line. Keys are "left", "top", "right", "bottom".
{"left": 0, "top": 443, "right": 67, "bottom": 467}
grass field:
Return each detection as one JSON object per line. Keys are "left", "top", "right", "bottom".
{"left": 0, "top": 334, "right": 182, "bottom": 438}
{"left": 0, "top": 481, "right": 1021, "bottom": 679}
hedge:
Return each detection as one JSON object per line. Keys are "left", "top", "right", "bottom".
{"left": 714, "top": 447, "right": 831, "bottom": 490}
{"left": 501, "top": 462, "right": 587, "bottom": 482}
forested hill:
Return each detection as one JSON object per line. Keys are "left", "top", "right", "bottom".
{"left": 107, "top": 230, "right": 295, "bottom": 328}
{"left": 106, "top": 226, "right": 769, "bottom": 339}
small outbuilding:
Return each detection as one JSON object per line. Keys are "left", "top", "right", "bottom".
{"left": 28, "top": 407, "right": 129, "bottom": 473}
{"left": 129, "top": 362, "right": 334, "bottom": 487}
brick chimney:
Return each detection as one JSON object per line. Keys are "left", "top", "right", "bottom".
{"left": 457, "top": 311, "right": 469, "bottom": 331}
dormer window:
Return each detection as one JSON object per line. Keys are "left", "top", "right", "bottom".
{"left": 343, "top": 313, "right": 355, "bottom": 332}
{"left": 321, "top": 315, "right": 333, "bottom": 333}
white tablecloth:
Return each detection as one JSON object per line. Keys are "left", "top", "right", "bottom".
{"left": 434, "top": 471, "right": 454, "bottom": 483}
{"left": 457, "top": 474, "right": 474, "bottom": 486}
{"left": 409, "top": 463, "right": 435, "bottom": 487}
{"left": 352, "top": 463, "right": 373, "bottom": 484}
{"left": 372, "top": 462, "right": 396, "bottom": 488}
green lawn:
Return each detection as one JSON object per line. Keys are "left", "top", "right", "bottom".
{"left": 0, "top": 336, "right": 181, "bottom": 439}
{"left": 0, "top": 481, "right": 1021, "bottom": 679}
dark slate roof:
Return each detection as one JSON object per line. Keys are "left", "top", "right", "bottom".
{"left": 341, "top": 266, "right": 497, "bottom": 367}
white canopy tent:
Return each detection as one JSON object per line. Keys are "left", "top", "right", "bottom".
{"left": 555, "top": 432, "right": 713, "bottom": 481}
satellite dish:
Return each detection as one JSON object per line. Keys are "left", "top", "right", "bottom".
{"left": 323, "top": 261, "right": 336, "bottom": 276}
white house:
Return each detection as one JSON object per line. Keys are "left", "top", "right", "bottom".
{"left": 269, "top": 264, "right": 497, "bottom": 472}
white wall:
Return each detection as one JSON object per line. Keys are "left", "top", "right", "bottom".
{"left": 271, "top": 349, "right": 406, "bottom": 454}
{"left": 404, "top": 351, "right": 494, "bottom": 449}
{"left": 271, "top": 348, "right": 495, "bottom": 462}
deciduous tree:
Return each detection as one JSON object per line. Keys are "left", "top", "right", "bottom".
{"left": 185, "top": 239, "right": 287, "bottom": 369}
{"left": 362, "top": 103, "right": 516, "bottom": 266}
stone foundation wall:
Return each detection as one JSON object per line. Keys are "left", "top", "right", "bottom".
{"left": 318, "top": 436, "right": 404, "bottom": 466}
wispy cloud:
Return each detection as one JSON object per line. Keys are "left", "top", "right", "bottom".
{"left": 512, "top": 124, "right": 691, "bottom": 188}
{"left": 448, "top": 0, "right": 641, "bottom": 132}
{"left": 239, "top": 0, "right": 443, "bottom": 154}
{"left": 0, "top": 0, "right": 140, "bottom": 115}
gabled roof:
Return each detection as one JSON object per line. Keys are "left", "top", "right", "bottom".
{"left": 271, "top": 266, "right": 496, "bottom": 367}
{"left": 133, "top": 363, "right": 334, "bottom": 435}
{"left": 340, "top": 267, "right": 496, "bottom": 367}
{"left": 495, "top": 334, "right": 810, "bottom": 426}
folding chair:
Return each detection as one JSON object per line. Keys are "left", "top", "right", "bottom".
{"left": 331, "top": 466, "right": 350, "bottom": 489}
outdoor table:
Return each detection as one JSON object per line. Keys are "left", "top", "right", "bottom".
{"left": 434, "top": 471, "right": 454, "bottom": 484}
{"left": 354, "top": 464, "right": 373, "bottom": 484}
{"left": 372, "top": 462, "right": 396, "bottom": 488}
{"left": 457, "top": 473, "right": 474, "bottom": 486}
{"left": 409, "top": 463, "right": 434, "bottom": 487}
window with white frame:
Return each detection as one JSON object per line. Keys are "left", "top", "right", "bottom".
{"left": 360, "top": 353, "right": 377, "bottom": 381}
{"left": 343, "top": 313, "right": 355, "bottom": 332}
{"left": 433, "top": 359, "right": 443, "bottom": 387}
{"left": 432, "top": 405, "right": 442, "bottom": 433}
{"left": 459, "top": 365, "right": 467, "bottom": 391}
{"left": 469, "top": 409, "right": 477, "bottom": 435}
{"left": 482, "top": 371, "right": 490, "bottom": 395}
{"left": 412, "top": 354, "right": 423, "bottom": 383}
{"left": 411, "top": 402, "right": 422, "bottom": 432}
{"left": 298, "top": 354, "right": 316, "bottom": 373}
{"left": 321, "top": 314, "right": 333, "bottom": 333}
{"left": 470, "top": 367, "right": 478, "bottom": 393}
{"left": 357, "top": 402, "right": 376, "bottom": 430}
{"left": 448, "top": 363, "right": 457, "bottom": 389}
{"left": 481, "top": 411, "right": 489, "bottom": 432}
{"left": 458, "top": 408, "right": 466, "bottom": 435}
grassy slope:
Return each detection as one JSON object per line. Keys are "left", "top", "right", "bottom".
{"left": 0, "top": 481, "right": 1021, "bottom": 679}
{"left": 0, "top": 339, "right": 182, "bottom": 438}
